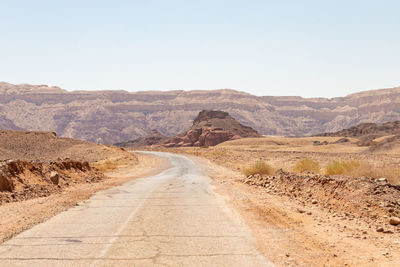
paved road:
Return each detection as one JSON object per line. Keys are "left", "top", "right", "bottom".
{"left": 0, "top": 152, "right": 272, "bottom": 266}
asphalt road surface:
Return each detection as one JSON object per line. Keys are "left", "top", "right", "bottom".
{"left": 0, "top": 152, "right": 272, "bottom": 266}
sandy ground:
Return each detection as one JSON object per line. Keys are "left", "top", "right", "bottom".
{"left": 190, "top": 155, "right": 400, "bottom": 267}
{"left": 0, "top": 153, "right": 170, "bottom": 244}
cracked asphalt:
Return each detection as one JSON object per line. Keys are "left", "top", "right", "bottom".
{"left": 0, "top": 152, "right": 272, "bottom": 266}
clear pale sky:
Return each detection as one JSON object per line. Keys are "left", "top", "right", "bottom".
{"left": 1, "top": 0, "right": 399, "bottom": 98}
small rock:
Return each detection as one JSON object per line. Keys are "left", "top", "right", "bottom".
{"left": 49, "top": 171, "right": 59, "bottom": 184}
{"left": 307, "top": 211, "right": 312, "bottom": 215}
{"left": 376, "top": 227, "right": 384, "bottom": 232}
{"left": 311, "top": 199, "right": 318, "bottom": 204}
{"left": 377, "top": 178, "right": 387, "bottom": 182}
{"left": 389, "top": 217, "right": 400, "bottom": 226}
{"left": 297, "top": 208, "right": 305, "bottom": 213}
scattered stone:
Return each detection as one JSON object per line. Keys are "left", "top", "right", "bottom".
{"left": 311, "top": 199, "right": 318, "bottom": 204}
{"left": 297, "top": 208, "right": 306, "bottom": 213}
{"left": 376, "top": 227, "right": 384, "bottom": 232}
{"left": 389, "top": 217, "right": 400, "bottom": 226}
{"left": 49, "top": 171, "right": 59, "bottom": 185}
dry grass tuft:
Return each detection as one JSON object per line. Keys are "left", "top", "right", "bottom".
{"left": 91, "top": 159, "right": 118, "bottom": 172}
{"left": 292, "top": 158, "right": 320, "bottom": 173}
{"left": 325, "top": 160, "right": 360, "bottom": 175}
{"left": 324, "top": 160, "right": 400, "bottom": 184}
{"left": 242, "top": 161, "right": 274, "bottom": 177}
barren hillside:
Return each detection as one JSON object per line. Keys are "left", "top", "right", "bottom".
{"left": 1, "top": 82, "right": 400, "bottom": 143}
{"left": 0, "top": 130, "right": 130, "bottom": 162}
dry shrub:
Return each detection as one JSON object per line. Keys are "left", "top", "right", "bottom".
{"left": 324, "top": 160, "right": 400, "bottom": 184}
{"left": 325, "top": 160, "right": 360, "bottom": 175}
{"left": 292, "top": 158, "right": 320, "bottom": 173}
{"left": 91, "top": 159, "right": 118, "bottom": 172}
{"left": 242, "top": 161, "right": 274, "bottom": 177}
{"left": 350, "top": 162, "right": 400, "bottom": 184}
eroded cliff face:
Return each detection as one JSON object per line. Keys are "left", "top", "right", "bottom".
{"left": 1, "top": 82, "right": 400, "bottom": 144}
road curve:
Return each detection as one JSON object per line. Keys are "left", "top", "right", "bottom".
{"left": 0, "top": 152, "right": 272, "bottom": 266}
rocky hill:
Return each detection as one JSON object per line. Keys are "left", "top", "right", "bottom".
{"left": 114, "top": 130, "right": 168, "bottom": 148}
{"left": 162, "top": 110, "right": 261, "bottom": 147}
{"left": 319, "top": 121, "right": 400, "bottom": 138}
{"left": 2, "top": 82, "right": 400, "bottom": 144}
{"left": 318, "top": 120, "right": 400, "bottom": 152}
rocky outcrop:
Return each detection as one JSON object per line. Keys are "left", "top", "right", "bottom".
{"left": 114, "top": 130, "right": 168, "bottom": 148}
{"left": 318, "top": 120, "right": 400, "bottom": 151}
{"left": 2, "top": 82, "right": 400, "bottom": 143}
{"left": 163, "top": 110, "right": 261, "bottom": 147}
{"left": 319, "top": 121, "right": 400, "bottom": 138}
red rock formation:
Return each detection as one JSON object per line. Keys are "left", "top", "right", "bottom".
{"left": 162, "top": 110, "right": 261, "bottom": 147}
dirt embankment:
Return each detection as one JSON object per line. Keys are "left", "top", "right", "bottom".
{"left": 0, "top": 129, "right": 138, "bottom": 205}
{"left": 243, "top": 171, "right": 400, "bottom": 233}
{"left": 0, "top": 160, "right": 105, "bottom": 205}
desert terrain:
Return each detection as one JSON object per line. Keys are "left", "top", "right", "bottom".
{"left": 1, "top": 108, "right": 400, "bottom": 266}
{"left": 158, "top": 134, "right": 400, "bottom": 266}
{"left": 3, "top": 82, "right": 400, "bottom": 143}
{"left": 2, "top": 109, "right": 400, "bottom": 266}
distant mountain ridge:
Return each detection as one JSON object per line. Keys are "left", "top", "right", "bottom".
{"left": 1, "top": 82, "right": 400, "bottom": 144}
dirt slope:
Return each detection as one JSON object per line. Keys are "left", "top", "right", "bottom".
{"left": 0, "top": 129, "right": 137, "bottom": 206}
{"left": 0, "top": 130, "right": 132, "bottom": 162}
{"left": 0, "top": 160, "right": 105, "bottom": 205}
